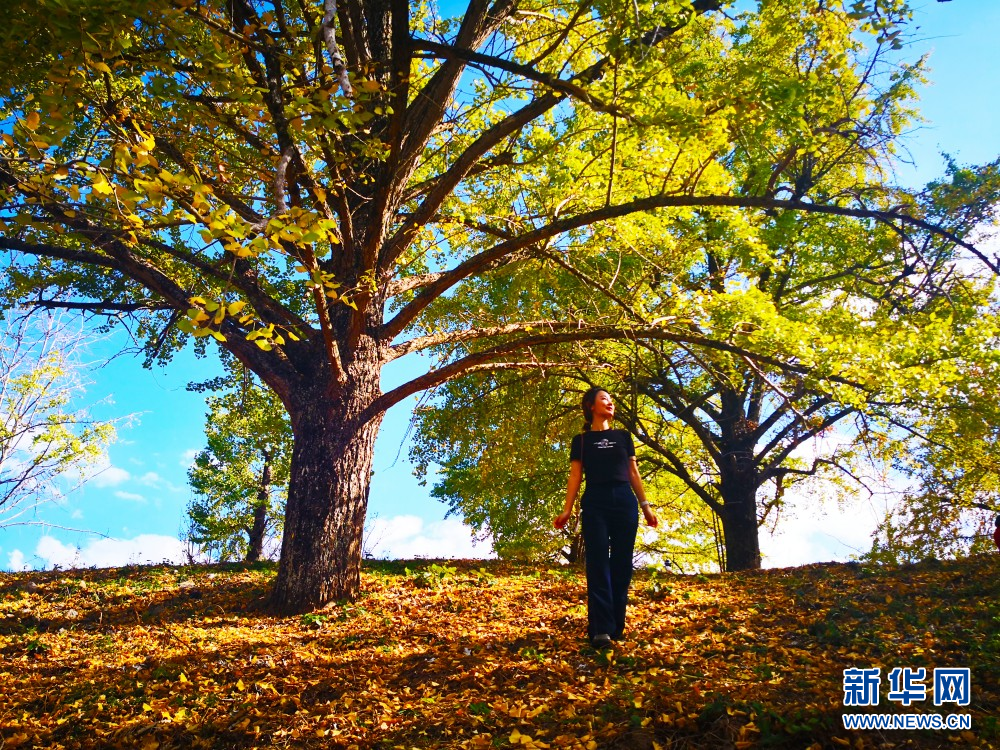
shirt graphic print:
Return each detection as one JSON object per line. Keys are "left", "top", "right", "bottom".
{"left": 570, "top": 429, "right": 635, "bottom": 485}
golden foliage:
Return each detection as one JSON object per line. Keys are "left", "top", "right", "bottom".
{"left": 1, "top": 557, "right": 997, "bottom": 749}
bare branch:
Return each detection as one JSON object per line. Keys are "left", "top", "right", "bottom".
{"left": 0, "top": 238, "right": 122, "bottom": 271}
{"left": 385, "top": 319, "right": 562, "bottom": 361}
{"left": 322, "top": 0, "right": 354, "bottom": 97}
{"left": 274, "top": 146, "right": 294, "bottom": 215}
{"left": 411, "top": 40, "right": 634, "bottom": 120}
{"left": 384, "top": 272, "right": 448, "bottom": 298}
{"left": 29, "top": 298, "right": 172, "bottom": 314}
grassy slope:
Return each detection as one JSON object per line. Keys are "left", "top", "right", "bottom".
{"left": 0, "top": 555, "right": 997, "bottom": 749}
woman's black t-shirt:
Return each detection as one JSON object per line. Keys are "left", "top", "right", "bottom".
{"left": 569, "top": 429, "right": 635, "bottom": 485}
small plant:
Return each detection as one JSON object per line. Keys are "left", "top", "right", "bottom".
{"left": 405, "top": 563, "right": 457, "bottom": 589}
{"left": 300, "top": 613, "right": 329, "bottom": 630}
{"left": 468, "top": 567, "right": 496, "bottom": 586}
{"left": 468, "top": 701, "right": 492, "bottom": 716}
{"left": 520, "top": 646, "right": 545, "bottom": 662}
{"left": 549, "top": 567, "right": 579, "bottom": 581}
{"left": 25, "top": 636, "right": 49, "bottom": 656}
{"left": 647, "top": 570, "right": 673, "bottom": 599}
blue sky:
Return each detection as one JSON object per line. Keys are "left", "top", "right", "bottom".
{"left": 2, "top": 0, "right": 999, "bottom": 571}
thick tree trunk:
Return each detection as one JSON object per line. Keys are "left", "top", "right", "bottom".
{"left": 718, "top": 448, "right": 762, "bottom": 571}
{"left": 268, "top": 344, "right": 384, "bottom": 613}
{"left": 244, "top": 461, "right": 272, "bottom": 564}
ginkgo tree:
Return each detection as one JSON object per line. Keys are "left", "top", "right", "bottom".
{"left": 0, "top": 0, "right": 989, "bottom": 611}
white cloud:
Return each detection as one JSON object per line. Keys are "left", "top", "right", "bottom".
{"left": 760, "top": 490, "right": 885, "bottom": 568}
{"left": 364, "top": 515, "right": 491, "bottom": 560}
{"left": 7, "top": 549, "right": 27, "bottom": 571}
{"left": 90, "top": 465, "right": 131, "bottom": 487}
{"left": 71, "top": 509, "right": 84, "bottom": 519}
{"left": 180, "top": 449, "right": 199, "bottom": 468}
{"left": 34, "top": 534, "right": 187, "bottom": 569}
{"left": 113, "top": 491, "right": 146, "bottom": 502}
{"left": 759, "top": 427, "right": 892, "bottom": 567}
{"left": 138, "top": 471, "right": 162, "bottom": 486}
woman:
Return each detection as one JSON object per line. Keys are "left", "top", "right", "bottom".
{"left": 554, "top": 387, "right": 658, "bottom": 648}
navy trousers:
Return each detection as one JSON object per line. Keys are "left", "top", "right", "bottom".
{"left": 580, "top": 482, "right": 639, "bottom": 639}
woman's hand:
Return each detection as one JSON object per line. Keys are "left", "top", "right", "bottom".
{"left": 553, "top": 510, "right": 572, "bottom": 529}
{"left": 642, "top": 506, "right": 659, "bottom": 528}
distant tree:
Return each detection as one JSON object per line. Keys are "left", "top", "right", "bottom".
{"left": 0, "top": 311, "right": 115, "bottom": 526}
{"left": 186, "top": 362, "right": 291, "bottom": 563}
{"left": 866, "top": 311, "right": 1000, "bottom": 564}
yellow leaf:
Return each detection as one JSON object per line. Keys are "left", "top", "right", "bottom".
{"left": 24, "top": 111, "right": 40, "bottom": 131}
{"left": 236, "top": 679, "right": 246, "bottom": 691}
{"left": 227, "top": 300, "right": 247, "bottom": 315}
{"left": 179, "top": 672, "right": 188, "bottom": 683}
{"left": 91, "top": 175, "right": 113, "bottom": 195}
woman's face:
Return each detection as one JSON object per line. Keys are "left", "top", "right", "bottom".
{"left": 592, "top": 390, "right": 615, "bottom": 421}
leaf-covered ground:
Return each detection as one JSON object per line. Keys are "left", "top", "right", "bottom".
{"left": 1, "top": 555, "right": 997, "bottom": 749}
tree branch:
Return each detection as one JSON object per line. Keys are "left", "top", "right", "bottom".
{"left": 383, "top": 0, "right": 723, "bottom": 271}
{"left": 383, "top": 193, "right": 980, "bottom": 341}
{"left": 385, "top": 319, "right": 562, "bottom": 361}
{"left": 322, "top": 0, "right": 354, "bottom": 97}
{"left": 29, "top": 298, "right": 172, "bottom": 314}
{"left": 411, "top": 40, "right": 634, "bottom": 120}
{"left": 368, "top": 321, "right": 864, "bottom": 422}
{"left": 0, "top": 238, "right": 123, "bottom": 271}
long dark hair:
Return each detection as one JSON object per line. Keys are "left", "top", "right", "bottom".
{"left": 581, "top": 386, "right": 608, "bottom": 432}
